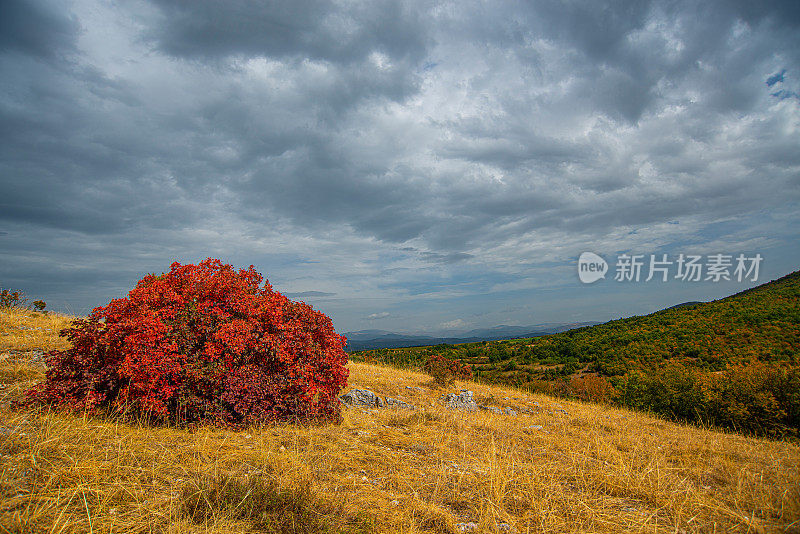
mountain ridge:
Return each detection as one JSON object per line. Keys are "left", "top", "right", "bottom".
{"left": 343, "top": 321, "right": 600, "bottom": 351}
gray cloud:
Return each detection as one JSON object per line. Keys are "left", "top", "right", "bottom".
{"left": 147, "top": 0, "right": 430, "bottom": 64}
{"left": 0, "top": 0, "right": 798, "bottom": 331}
{"left": 285, "top": 291, "right": 336, "bottom": 298}
{"left": 0, "top": 0, "right": 79, "bottom": 59}
{"left": 419, "top": 251, "right": 473, "bottom": 264}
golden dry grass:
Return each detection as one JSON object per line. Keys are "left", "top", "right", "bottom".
{"left": 0, "top": 308, "right": 73, "bottom": 353}
{"left": 1, "top": 309, "right": 798, "bottom": 533}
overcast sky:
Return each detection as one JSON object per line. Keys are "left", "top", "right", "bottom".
{"left": 1, "top": 0, "right": 799, "bottom": 335}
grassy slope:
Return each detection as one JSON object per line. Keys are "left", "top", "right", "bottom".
{"left": 352, "top": 270, "right": 800, "bottom": 385}
{"left": 1, "top": 309, "right": 799, "bottom": 533}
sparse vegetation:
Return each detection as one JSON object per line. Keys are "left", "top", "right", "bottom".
{"left": 1, "top": 288, "right": 45, "bottom": 312}
{"left": 0, "top": 289, "right": 26, "bottom": 309}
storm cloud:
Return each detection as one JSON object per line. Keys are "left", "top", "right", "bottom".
{"left": 1, "top": 0, "right": 798, "bottom": 332}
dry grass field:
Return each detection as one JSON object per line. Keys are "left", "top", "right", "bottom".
{"left": 1, "top": 308, "right": 798, "bottom": 533}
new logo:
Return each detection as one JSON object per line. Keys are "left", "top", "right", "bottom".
{"left": 578, "top": 252, "right": 608, "bottom": 284}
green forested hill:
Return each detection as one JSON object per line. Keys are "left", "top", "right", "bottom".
{"left": 354, "top": 270, "right": 799, "bottom": 381}
{"left": 352, "top": 270, "right": 800, "bottom": 436}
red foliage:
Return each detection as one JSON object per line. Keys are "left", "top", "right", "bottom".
{"left": 424, "top": 354, "right": 472, "bottom": 387}
{"left": 23, "top": 259, "right": 348, "bottom": 427}
{"left": 568, "top": 374, "right": 613, "bottom": 403}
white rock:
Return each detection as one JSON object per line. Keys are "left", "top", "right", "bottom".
{"left": 339, "top": 389, "right": 383, "bottom": 407}
{"left": 385, "top": 397, "right": 415, "bottom": 409}
{"left": 440, "top": 390, "right": 479, "bottom": 411}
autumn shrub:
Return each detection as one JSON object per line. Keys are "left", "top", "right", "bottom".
{"left": 0, "top": 288, "right": 46, "bottom": 311}
{"left": 424, "top": 353, "right": 472, "bottom": 387}
{"left": 568, "top": 374, "right": 614, "bottom": 403}
{"left": 22, "top": 259, "right": 349, "bottom": 427}
{"left": 613, "top": 360, "right": 800, "bottom": 437}
{"left": 703, "top": 361, "right": 800, "bottom": 436}
{"left": 0, "top": 288, "right": 27, "bottom": 309}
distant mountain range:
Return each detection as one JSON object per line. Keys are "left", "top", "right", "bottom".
{"left": 343, "top": 322, "right": 600, "bottom": 351}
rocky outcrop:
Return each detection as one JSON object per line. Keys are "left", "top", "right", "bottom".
{"left": 339, "top": 389, "right": 416, "bottom": 409}
{"left": 385, "top": 397, "right": 415, "bottom": 409}
{"left": 339, "top": 389, "right": 384, "bottom": 407}
{"left": 478, "top": 404, "right": 519, "bottom": 416}
{"left": 440, "top": 390, "right": 479, "bottom": 411}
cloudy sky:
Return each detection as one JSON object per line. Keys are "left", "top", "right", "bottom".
{"left": 1, "top": 0, "right": 798, "bottom": 335}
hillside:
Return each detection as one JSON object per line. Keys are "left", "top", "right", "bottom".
{"left": 1, "top": 307, "right": 798, "bottom": 533}
{"left": 351, "top": 271, "right": 800, "bottom": 435}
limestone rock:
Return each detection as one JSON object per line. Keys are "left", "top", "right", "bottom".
{"left": 440, "top": 390, "right": 478, "bottom": 411}
{"left": 385, "top": 397, "right": 415, "bottom": 409}
{"left": 339, "top": 389, "right": 383, "bottom": 407}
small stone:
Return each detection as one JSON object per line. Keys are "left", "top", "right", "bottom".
{"left": 455, "top": 522, "right": 478, "bottom": 532}
{"left": 504, "top": 407, "right": 517, "bottom": 416}
{"left": 390, "top": 500, "right": 399, "bottom": 506}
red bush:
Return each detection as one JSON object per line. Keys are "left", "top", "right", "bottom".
{"left": 23, "top": 259, "right": 348, "bottom": 427}
{"left": 424, "top": 354, "right": 472, "bottom": 387}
